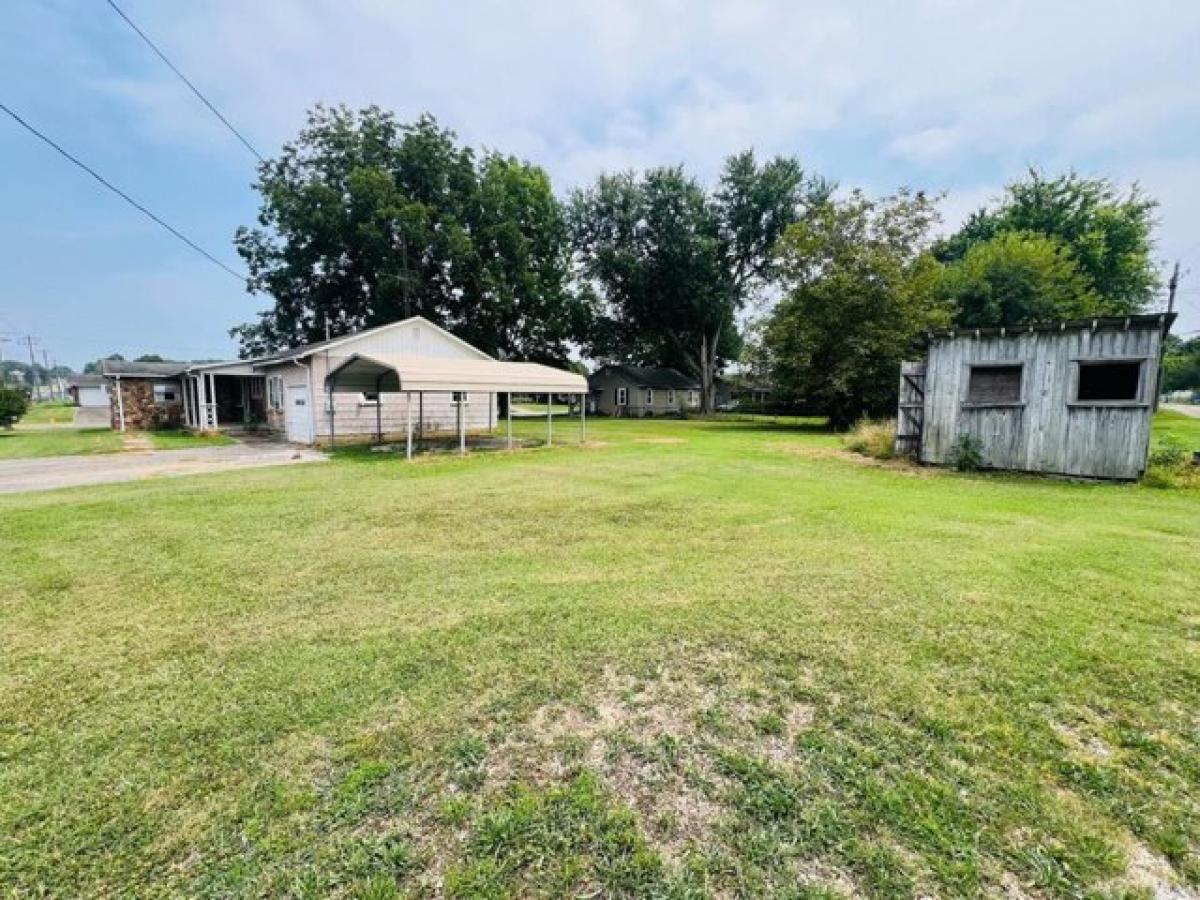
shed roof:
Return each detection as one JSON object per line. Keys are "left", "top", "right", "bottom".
{"left": 325, "top": 354, "right": 588, "bottom": 394}
{"left": 590, "top": 365, "right": 699, "bottom": 390}
{"left": 928, "top": 313, "right": 1175, "bottom": 343}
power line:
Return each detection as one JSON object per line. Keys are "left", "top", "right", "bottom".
{"left": 0, "top": 101, "right": 246, "bottom": 283}
{"left": 105, "top": 0, "right": 264, "bottom": 162}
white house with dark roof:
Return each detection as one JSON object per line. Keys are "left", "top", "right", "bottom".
{"left": 588, "top": 365, "right": 701, "bottom": 416}
{"left": 101, "top": 317, "right": 586, "bottom": 450}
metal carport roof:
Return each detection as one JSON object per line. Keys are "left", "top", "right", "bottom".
{"left": 324, "top": 354, "right": 588, "bottom": 394}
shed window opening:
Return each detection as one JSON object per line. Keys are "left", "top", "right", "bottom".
{"left": 616, "top": 387, "right": 627, "bottom": 406}
{"left": 360, "top": 391, "right": 380, "bottom": 404}
{"left": 153, "top": 383, "right": 177, "bottom": 403}
{"left": 452, "top": 391, "right": 469, "bottom": 404}
{"left": 667, "top": 389, "right": 675, "bottom": 405}
{"left": 966, "top": 365, "right": 1022, "bottom": 404}
{"left": 1076, "top": 361, "right": 1140, "bottom": 402}
{"left": 646, "top": 389, "right": 654, "bottom": 404}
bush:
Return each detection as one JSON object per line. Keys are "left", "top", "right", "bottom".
{"left": 947, "top": 434, "right": 984, "bottom": 472}
{"left": 0, "top": 385, "right": 30, "bottom": 427}
{"left": 844, "top": 418, "right": 896, "bottom": 460}
{"left": 1144, "top": 437, "right": 1199, "bottom": 489}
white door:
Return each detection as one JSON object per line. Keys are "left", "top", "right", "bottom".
{"left": 284, "top": 385, "right": 314, "bottom": 443}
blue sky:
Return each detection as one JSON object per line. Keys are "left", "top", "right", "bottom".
{"left": 2, "top": 0, "right": 1198, "bottom": 370}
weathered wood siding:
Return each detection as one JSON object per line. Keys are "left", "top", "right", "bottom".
{"left": 920, "top": 321, "right": 1166, "bottom": 479}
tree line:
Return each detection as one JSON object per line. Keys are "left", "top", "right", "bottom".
{"left": 233, "top": 106, "right": 1163, "bottom": 422}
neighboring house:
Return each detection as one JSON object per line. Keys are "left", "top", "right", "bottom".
{"left": 100, "top": 359, "right": 187, "bottom": 431}
{"left": 100, "top": 317, "right": 584, "bottom": 446}
{"left": 897, "top": 314, "right": 1174, "bottom": 479}
{"left": 714, "top": 377, "right": 773, "bottom": 409}
{"left": 588, "top": 365, "right": 700, "bottom": 416}
{"left": 66, "top": 374, "right": 110, "bottom": 408}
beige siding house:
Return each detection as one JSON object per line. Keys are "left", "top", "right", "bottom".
{"left": 588, "top": 365, "right": 700, "bottom": 416}
{"left": 104, "top": 317, "right": 587, "bottom": 447}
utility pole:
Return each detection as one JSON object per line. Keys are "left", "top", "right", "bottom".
{"left": 25, "top": 335, "right": 40, "bottom": 401}
{"left": 1166, "top": 260, "right": 1180, "bottom": 313}
{"left": 41, "top": 348, "right": 58, "bottom": 400}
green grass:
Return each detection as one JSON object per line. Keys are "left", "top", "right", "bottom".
{"left": 146, "top": 429, "right": 237, "bottom": 450}
{"left": 0, "top": 427, "right": 124, "bottom": 459}
{"left": 2, "top": 418, "right": 1199, "bottom": 897}
{"left": 1154, "top": 409, "right": 1200, "bottom": 449}
{"left": 20, "top": 400, "right": 77, "bottom": 425}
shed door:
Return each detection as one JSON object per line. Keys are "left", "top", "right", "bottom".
{"left": 284, "top": 385, "right": 314, "bottom": 443}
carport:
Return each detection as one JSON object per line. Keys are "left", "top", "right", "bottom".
{"left": 323, "top": 354, "right": 589, "bottom": 458}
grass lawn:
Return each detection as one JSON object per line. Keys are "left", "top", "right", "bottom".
{"left": 1154, "top": 408, "right": 1200, "bottom": 449}
{"left": 0, "top": 427, "right": 124, "bottom": 459}
{"left": 2, "top": 418, "right": 1199, "bottom": 897}
{"left": 20, "top": 400, "right": 78, "bottom": 425}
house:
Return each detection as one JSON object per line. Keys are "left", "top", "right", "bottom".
{"left": 714, "top": 377, "right": 773, "bottom": 410}
{"left": 65, "top": 374, "right": 110, "bottom": 408}
{"left": 588, "top": 365, "right": 700, "bottom": 416}
{"left": 101, "top": 317, "right": 586, "bottom": 447}
{"left": 897, "top": 314, "right": 1174, "bottom": 479}
{"left": 100, "top": 359, "right": 188, "bottom": 431}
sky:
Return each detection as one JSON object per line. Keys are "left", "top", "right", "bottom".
{"left": 2, "top": 0, "right": 1199, "bottom": 370}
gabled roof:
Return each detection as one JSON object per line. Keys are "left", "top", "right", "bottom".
{"left": 66, "top": 374, "right": 106, "bottom": 387}
{"left": 589, "top": 365, "right": 700, "bottom": 390}
{"left": 252, "top": 316, "right": 493, "bottom": 365}
{"left": 100, "top": 359, "right": 187, "bottom": 378}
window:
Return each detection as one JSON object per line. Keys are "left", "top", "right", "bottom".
{"left": 1076, "top": 361, "right": 1141, "bottom": 402}
{"left": 616, "top": 387, "right": 628, "bottom": 406}
{"left": 688, "top": 390, "right": 698, "bottom": 406}
{"left": 452, "top": 391, "right": 469, "bottom": 404}
{"left": 153, "top": 383, "right": 177, "bottom": 403}
{"left": 267, "top": 376, "right": 284, "bottom": 410}
{"left": 667, "top": 389, "right": 675, "bottom": 405}
{"left": 360, "top": 391, "right": 380, "bottom": 404}
{"left": 646, "top": 389, "right": 654, "bottom": 404}
{"left": 966, "top": 364, "right": 1022, "bottom": 405}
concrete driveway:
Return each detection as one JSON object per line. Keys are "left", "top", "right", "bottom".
{"left": 1164, "top": 403, "right": 1200, "bottom": 418}
{"left": 0, "top": 438, "right": 326, "bottom": 495}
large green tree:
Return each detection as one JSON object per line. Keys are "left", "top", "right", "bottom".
{"left": 936, "top": 170, "right": 1159, "bottom": 322}
{"left": 766, "top": 190, "right": 951, "bottom": 427}
{"left": 936, "top": 231, "right": 1101, "bottom": 328}
{"left": 569, "top": 151, "right": 826, "bottom": 410}
{"left": 1163, "top": 335, "right": 1200, "bottom": 393}
{"left": 233, "top": 106, "right": 584, "bottom": 363}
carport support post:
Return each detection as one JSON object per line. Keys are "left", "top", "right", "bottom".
{"left": 546, "top": 392, "right": 553, "bottom": 447}
{"left": 580, "top": 393, "right": 586, "bottom": 443}
{"left": 405, "top": 391, "right": 413, "bottom": 460}
{"left": 458, "top": 392, "right": 466, "bottom": 455}
{"left": 506, "top": 392, "right": 512, "bottom": 450}
{"left": 374, "top": 373, "right": 383, "bottom": 444}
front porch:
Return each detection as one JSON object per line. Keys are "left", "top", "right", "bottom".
{"left": 181, "top": 363, "right": 267, "bottom": 432}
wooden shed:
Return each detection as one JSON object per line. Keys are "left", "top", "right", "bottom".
{"left": 897, "top": 314, "right": 1174, "bottom": 480}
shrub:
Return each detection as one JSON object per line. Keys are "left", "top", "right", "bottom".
{"left": 1144, "top": 437, "right": 1199, "bottom": 489}
{"left": 844, "top": 418, "right": 896, "bottom": 460}
{"left": 947, "top": 434, "right": 984, "bottom": 472}
{"left": 0, "top": 385, "right": 30, "bottom": 427}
